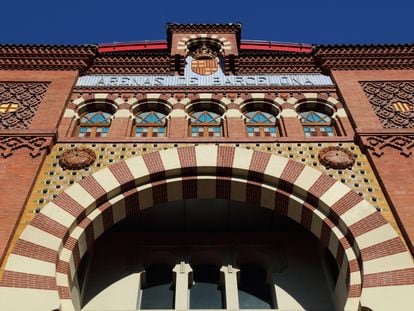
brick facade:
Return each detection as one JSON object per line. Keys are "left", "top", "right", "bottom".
{"left": 0, "top": 24, "right": 413, "bottom": 311}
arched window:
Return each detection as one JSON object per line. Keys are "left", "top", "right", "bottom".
{"left": 140, "top": 263, "right": 175, "bottom": 309}
{"left": 299, "top": 108, "right": 336, "bottom": 137}
{"left": 134, "top": 111, "right": 168, "bottom": 137}
{"left": 190, "top": 263, "right": 224, "bottom": 309}
{"left": 245, "top": 110, "right": 279, "bottom": 137}
{"left": 238, "top": 263, "right": 273, "bottom": 309}
{"left": 78, "top": 111, "right": 112, "bottom": 137}
{"left": 189, "top": 109, "right": 222, "bottom": 137}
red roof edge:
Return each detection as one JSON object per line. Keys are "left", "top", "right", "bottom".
{"left": 240, "top": 40, "right": 313, "bottom": 53}
{"left": 98, "top": 40, "right": 313, "bottom": 53}
{"left": 98, "top": 41, "right": 168, "bottom": 53}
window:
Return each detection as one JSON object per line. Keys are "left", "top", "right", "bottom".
{"left": 140, "top": 263, "right": 175, "bottom": 309}
{"left": 238, "top": 263, "right": 273, "bottom": 309}
{"left": 299, "top": 110, "right": 336, "bottom": 137}
{"left": 245, "top": 111, "right": 279, "bottom": 137}
{"left": 189, "top": 110, "right": 222, "bottom": 137}
{"left": 78, "top": 111, "right": 112, "bottom": 137}
{"left": 190, "top": 264, "right": 224, "bottom": 309}
{"left": 134, "top": 111, "right": 167, "bottom": 137}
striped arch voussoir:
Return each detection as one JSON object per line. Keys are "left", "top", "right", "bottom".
{"left": 1, "top": 146, "right": 413, "bottom": 311}
{"left": 177, "top": 35, "right": 231, "bottom": 54}
{"left": 71, "top": 93, "right": 123, "bottom": 112}
{"left": 289, "top": 92, "right": 340, "bottom": 111}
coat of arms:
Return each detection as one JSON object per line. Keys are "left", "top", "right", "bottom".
{"left": 190, "top": 45, "right": 219, "bottom": 76}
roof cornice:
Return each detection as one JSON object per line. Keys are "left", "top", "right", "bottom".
{"left": 0, "top": 44, "right": 98, "bottom": 73}
{"left": 314, "top": 44, "right": 414, "bottom": 71}
{"left": 166, "top": 23, "right": 242, "bottom": 34}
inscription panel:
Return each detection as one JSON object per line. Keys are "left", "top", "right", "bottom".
{"left": 76, "top": 74, "right": 334, "bottom": 88}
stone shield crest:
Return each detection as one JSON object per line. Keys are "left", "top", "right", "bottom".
{"left": 191, "top": 57, "right": 218, "bottom": 75}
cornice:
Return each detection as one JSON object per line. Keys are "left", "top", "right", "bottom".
{"left": 73, "top": 85, "right": 337, "bottom": 94}
{"left": 314, "top": 44, "right": 414, "bottom": 71}
{"left": 238, "top": 50, "right": 321, "bottom": 73}
{"left": 0, "top": 44, "right": 97, "bottom": 73}
{"left": 86, "top": 51, "right": 171, "bottom": 74}
{"left": 2, "top": 42, "right": 414, "bottom": 73}
{"left": 166, "top": 23, "right": 242, "bottom": 34}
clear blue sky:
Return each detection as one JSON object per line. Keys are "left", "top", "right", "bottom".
{"left": 1, "top": 0, "right": 413, "bottom": 45}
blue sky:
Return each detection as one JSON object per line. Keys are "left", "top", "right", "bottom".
{"left": 1, "top": 0, "right": 413, "bottom": 45}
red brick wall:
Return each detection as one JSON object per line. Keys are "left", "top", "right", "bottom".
{"left": 332, "top": 70, "right": 414, "bottom": 130}
{"left": 226, "top": 117, "right": 246, "bottom": 138}
{"left": 0, "top": 150, "right": 47, "bottom": 263}
{"left": 333, "top": 70, "right": 414, "bottom": 253}
{"left": 0, "top": 70, "right": 78, "bottom": 264}
{"left": 169, "top": 117, "right": 188, "bottom": 138}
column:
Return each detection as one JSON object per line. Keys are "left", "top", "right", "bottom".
{"left": 220, "top": 265, "right": 240, "bottom": 310}
{"left": 173, "top": 262, "right": 193, "bottom": 310}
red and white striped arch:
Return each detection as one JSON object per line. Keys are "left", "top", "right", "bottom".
{"left": 0, "top": 146, "right": 413, "bottom": 311}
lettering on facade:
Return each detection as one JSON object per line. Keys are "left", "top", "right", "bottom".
{"left": 78, "top": 74, "right": 333, "bottom": 87}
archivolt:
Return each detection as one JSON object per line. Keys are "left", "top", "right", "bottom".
{"left": 0, "top": 146, "right": 413, "bottom": 311}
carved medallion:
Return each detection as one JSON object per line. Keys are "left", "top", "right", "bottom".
{"left": 59, "top": 147, "right": 96, "bottom": 170}
{"left": 318, "top": 146, "right": 355, "bottom": 169}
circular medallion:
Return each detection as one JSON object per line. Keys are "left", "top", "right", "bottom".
{"left": 59, "top": 147, "right": 96, "bottom": 170}
{"left": 318, "top": 146, "right": 355, "bottom": 170}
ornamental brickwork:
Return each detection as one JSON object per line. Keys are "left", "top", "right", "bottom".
{"left": 361, "top": 81, "right": 414, "bottom": 128}
{"left": 0, "top": 136, "right": 51, "bottom": 158}
{"left": 238, "top": 51, "right": 321, "bottom": 73}
{"left": 86, "top": 51, "right": 171, "bottom": 75}
{"left": 0, "top": 45, "right": 96, "bottom": 72}
{"left": 314, "top": 44, "right": 414, "bottom": 71}
{"left": 0, "top": 82, "right": 49, "bottom": 129}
